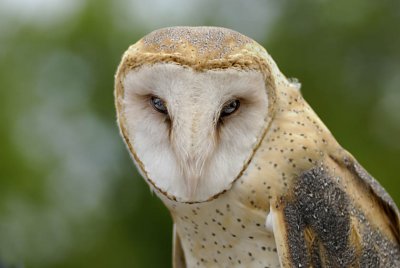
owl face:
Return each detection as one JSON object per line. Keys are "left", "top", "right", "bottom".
{"left": 121, "top": 63, "right": 269, "bottom": 202}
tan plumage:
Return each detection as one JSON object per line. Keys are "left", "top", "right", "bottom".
{"left": 115, "top": 26, "right": 400, "bottom": 267}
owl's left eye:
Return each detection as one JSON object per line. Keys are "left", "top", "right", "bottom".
{"left": 150, "top": 96, "right": 168, "bottom": 115}
{"left": 220, "top": 99, "right": 240, "bottom": 118}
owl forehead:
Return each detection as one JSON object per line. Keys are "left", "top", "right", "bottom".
{"left": 119, "top": 26, "right": 272, "bottom": 73}
{"left": 141, "top": 26, "right": 252, "bottom": 59}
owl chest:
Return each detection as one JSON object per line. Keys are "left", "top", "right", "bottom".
{"left": 170, "top": 197, "right": 281, "bottom": 268}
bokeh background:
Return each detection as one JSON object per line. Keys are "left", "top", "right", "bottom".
{"left": 0, "top": 0, "right": 399, "bottom": 267}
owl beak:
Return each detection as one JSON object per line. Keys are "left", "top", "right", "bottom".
{"left": 184, "top": 174, "right": 200, "bottom": 199}
{"left": 182, "top": 155, "right": 207, "bottom": 199}
{"left": 171, "top": 113, "right": 215, "bottom": 200}
{"left": 177, "top": 144, "right": 212, "bottom": 200}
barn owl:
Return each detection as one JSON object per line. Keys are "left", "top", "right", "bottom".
{"left": 114, "top": 27, "right": 400, "bottom": 267}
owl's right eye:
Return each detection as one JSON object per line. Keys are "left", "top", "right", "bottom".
{"left": 150, "top": 96, "right": 168, "bottom": 115}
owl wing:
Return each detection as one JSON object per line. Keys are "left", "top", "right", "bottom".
{"left": 270, "top": 153, "right": 400, "bottom": 267}
{"left": 173, "top": 224, "right": 187, "bottom": 268}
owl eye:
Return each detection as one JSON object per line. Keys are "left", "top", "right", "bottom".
{"left": 220, "top": 99, "right": 240, "bottom": 118}
{"left": 150, "top": 96, "right": 168, "bottom": 115}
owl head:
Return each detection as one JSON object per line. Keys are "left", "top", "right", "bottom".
{"left": 115, "top": 26, "right": 293, "bottom": 203}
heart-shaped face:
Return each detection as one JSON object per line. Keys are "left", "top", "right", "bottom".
{"left": 119, "top": 63, "right": 269, "bottom": 202}
{"left": 114, "top": 26, "right": 285, "bottom": 203}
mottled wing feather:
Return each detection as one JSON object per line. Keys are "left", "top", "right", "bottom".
{"left": 342, "top": 155, "right": 400, "bottom": 244}
{"left": 173, "top": 224, "right": 187, "bottom": 268}
{"left": 272, "top": 156, "right": 400, "bottom": 267}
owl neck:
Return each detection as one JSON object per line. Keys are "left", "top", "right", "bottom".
{"left": 159, "top": 191, "right": 280, "bottom": 267}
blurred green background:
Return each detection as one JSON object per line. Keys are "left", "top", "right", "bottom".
{"left": 0, "top": 0, "right": 399, "bottom": 267}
